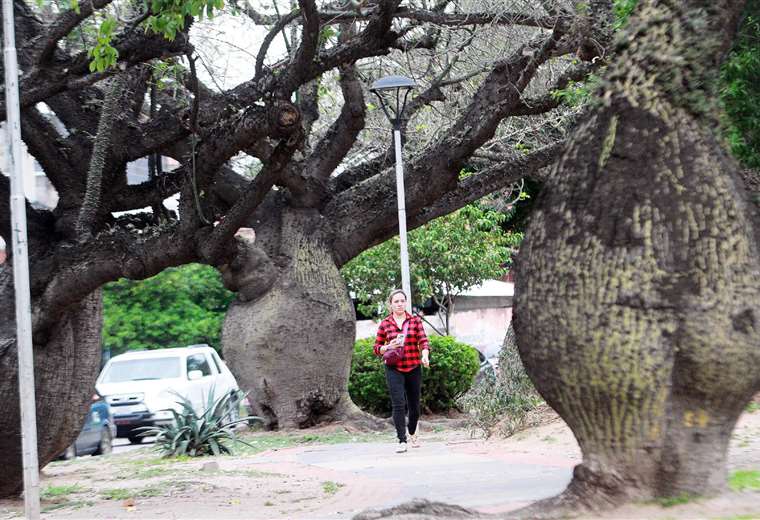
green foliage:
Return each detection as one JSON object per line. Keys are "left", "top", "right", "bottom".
{"left": 551, "top": 74, "right": 601, "bottom": 107}
{"left": 613, "top": 0, "right": 639, "bottom": 30}
{"left": 342, "top": 204, "right": 516, "bottom": 319}
{"left": 135, "top": 389, "right": 255, "bottom": 457}
{"left": 41, "top": 484, "right": 85, "bottom": 499}
{"left": 459, "top": 328, "right": 542, "bottom": 438}
{"left": 721, "top": 6, "right": 760, "bottom": 168}
{"left": 146, "top": 0, "right": 225, "bottom": 40}
{"left": 103, "top": 264, "right": 234, "bottom": 355}
{"left": 87, "top": 17, "right": 118, "bottom": 72}
{"left": 729, "top": 470, "right": 760, "bottom": 491}
{"left": 348, "top": 335, "right": 480, "bottom": 415}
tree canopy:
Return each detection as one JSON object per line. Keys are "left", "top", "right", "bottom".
{"left": 103, "top": 264, "right": 233, "bottom": 355}
{"left": 342, "top": 203, "right": 519, "bottom": 330}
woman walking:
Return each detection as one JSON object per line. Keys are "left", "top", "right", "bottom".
{"left": 374, "top": 289, "right": 430, "bottom": 453}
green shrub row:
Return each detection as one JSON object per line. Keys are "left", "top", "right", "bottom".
{"left": 348, "top": 335, "right": 480, "bottom": 416}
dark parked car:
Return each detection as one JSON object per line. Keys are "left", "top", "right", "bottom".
{"left": 60, "top": 397, "right": 116, "bottom": 459}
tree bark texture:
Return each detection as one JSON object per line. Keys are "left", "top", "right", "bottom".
{"left": 221, "top": 207, "right": 368, "bottom": 429}
{"left": 0, "top": 265, "right": 103, "bottom": 498}
{"left": 513, "top": 0, "right": 760, "bottom": 509}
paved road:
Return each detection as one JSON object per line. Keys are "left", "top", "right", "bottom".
{"left": 112, "top": 436, "right": 155, "bottom": 454}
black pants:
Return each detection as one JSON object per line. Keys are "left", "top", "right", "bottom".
{"left": 385, "top": 365, "right": 422, "bottom": 443}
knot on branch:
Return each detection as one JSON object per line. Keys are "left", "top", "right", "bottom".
{"left": 269, "top": 100, "right": 302, "bottom": 139}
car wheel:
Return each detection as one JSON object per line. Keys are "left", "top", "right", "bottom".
{"left": 61, "top": 444, "right": 76, "bottom": 460}
{"left": 94, "top": 428, "right": 113, "bottom": 455}
{"left": 127, "top": 435, "right": 143, "bottom": 445}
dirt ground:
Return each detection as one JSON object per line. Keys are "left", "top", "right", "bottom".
{"left": 1, "top": 408, "right": 759, "bottom": 520}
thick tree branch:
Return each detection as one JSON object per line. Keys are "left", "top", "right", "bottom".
{"left": 199, "top": 136, "right": 303, "bottom": 263}
{"left": 406, "top": 143, "right": 561, "bottom": 229}
{"left": 107, "top": 168, "right": 185, "bottom": 212}
{"left": 31, "top": 224, "right": 199, "bottom": 337}
{"left": 278, "top": 0, "right": 320, "bottom": 96}
{"left": 510, "top": 63, "right": 595, "bottom": 116}
{"left": 19, "top": 107, "right": 73, "bottom": 193}
{"left": 331, "top": 142, "right": 562, "bottom": 266}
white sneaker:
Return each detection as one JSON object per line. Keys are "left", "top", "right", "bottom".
{"left": 395, "top": 442, "right": 407, "bottom": 453}
{"left": 409, "top": 434, "right": 420, "bottom": 448}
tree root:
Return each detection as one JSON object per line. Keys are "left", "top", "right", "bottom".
{"left": 321, "top": 397, "right": 389, "bottom": 431}
{"left": 505, "top": 463, "right": 636, "bottom": 519}
{"left": 354, "top": 499, "right": 482, "bottom": 520}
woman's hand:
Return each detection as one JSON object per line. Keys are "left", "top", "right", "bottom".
{"left": 421, "top": 349, "right": 430, "bottom": 368}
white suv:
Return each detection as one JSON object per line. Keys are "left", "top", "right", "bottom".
{"left": 95, "top": 345, "right": 241, "bottom": 444}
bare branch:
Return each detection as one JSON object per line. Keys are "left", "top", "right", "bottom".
{"left": 306, "top": 64, "right": 365, "bottom": 180}
{"left": 233, "top": 2, "right": 571, "bottom": 30}
{"left": 255, "top": 10, "right": 302, "bottom": 82}
{"left": 36, "top": 0, "right": 115, "bottom": 63}
{"left": 407, "top": 143, "right": 562, "bottom": 228}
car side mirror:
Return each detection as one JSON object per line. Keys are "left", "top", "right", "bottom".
{"left": 188, "top": 370, "right": 204, "bottom": 381}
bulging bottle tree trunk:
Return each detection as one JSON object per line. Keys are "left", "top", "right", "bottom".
{"left": 221, "top": 208, "right": 372, "bottom": 429}
{"left": 0, "top": 266, "right": 103, "bottom": 498}
{"left": 514, "top": 0, "right": 760, "bottom": 510}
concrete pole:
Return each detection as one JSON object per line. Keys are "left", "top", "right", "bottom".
{"left": 2, "top": 0, "right": 41, "bottom": 517}
{"left": 393, "top": 128, "right": 412, "bottom": 313}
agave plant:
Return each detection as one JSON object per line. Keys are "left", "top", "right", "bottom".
{"left": 135, "top": 388, "right": 257, "bottom": 457}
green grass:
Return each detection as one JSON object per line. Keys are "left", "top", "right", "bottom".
{"left": 113, "top": 466, "right": 174, "bottom": 480}
{"left": 41, "top": 484, "right": 85, "bottom": 499}
{"left": 656, "top": 493, "right": 697, "bottom": 507}
{"left": 231, "top": 431, "right": 381, "bottom": 456}
{"left": 715, "top": 515, "right": 760, "bottom": 520}
{"left": 321, "top": 481, "right": 345, "bottom": 495}
{"left": 122, "top": 454, "right": 192, "bottom": 467}
{"left": 100, "top": 488, "right": 133, "bottom": 500}
{"left": 746, "top": 402, "right": 760, "bottom": 414}
{"left": 40, "top": 500, "right": 94, "bottom": 513}
{"left": 729, "top": 470, "right": 760, "bottom": 491}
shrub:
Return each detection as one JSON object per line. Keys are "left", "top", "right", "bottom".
{"left": 348, "top": 335, "right": 480, "bottom": 415}
{"left": 135, "top": 389, "right": 256, "bottom": 457}
{"left": 459, "top": 325, "right": 542, "bottom": 438}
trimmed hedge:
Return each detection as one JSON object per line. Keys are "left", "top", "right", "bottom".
{"left": 348, "top": 335, "right": 480, "bottom": 416}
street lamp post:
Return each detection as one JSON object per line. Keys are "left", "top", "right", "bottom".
{"left": 369, "top": 75, "right": 416, "bottom": 313}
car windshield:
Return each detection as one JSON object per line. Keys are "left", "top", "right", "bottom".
{"left": 102, "top": 357, "right": 181, "bottom": 383}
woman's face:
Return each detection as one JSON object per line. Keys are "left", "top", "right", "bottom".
{"left": 390, "top": 293, "right": 406, "bottom": 314}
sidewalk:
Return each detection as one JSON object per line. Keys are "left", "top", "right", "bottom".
{"left": 245, "top": 420, "right": 579, "bottom": 519}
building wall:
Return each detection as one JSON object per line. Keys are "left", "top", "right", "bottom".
{"left": 0, "top": 123, "right": 59, "bottom": 209}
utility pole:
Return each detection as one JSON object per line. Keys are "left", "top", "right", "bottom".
{"left": 3, "top": 0, "right": 41, "bottom": 516}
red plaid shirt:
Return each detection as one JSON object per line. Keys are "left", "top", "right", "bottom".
{"left": 374, "top": 312, "right": 430, "bottom": 372}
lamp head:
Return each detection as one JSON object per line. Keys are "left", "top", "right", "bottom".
{"left": 369, "top": 75, "right": 417, "bottom": 128}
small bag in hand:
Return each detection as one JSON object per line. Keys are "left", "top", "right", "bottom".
{"left": 383, "top": 321, "right": 410, "bottom": 367}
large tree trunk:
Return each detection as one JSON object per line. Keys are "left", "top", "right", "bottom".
{"left": 513, "top": 0, "right": 760, "bottom": 512}
{"left": 221, "top": 208, "right": 373, "bottom": 429}
{"left": 0, "top": 264, "right": 103, "bottom": 498}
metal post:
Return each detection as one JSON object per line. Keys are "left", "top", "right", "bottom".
{"left": 393, "top": 127, "right": 412, "bottom": 313}
{"left": 3, "top": 0, "right": 41, "bottom": 517}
